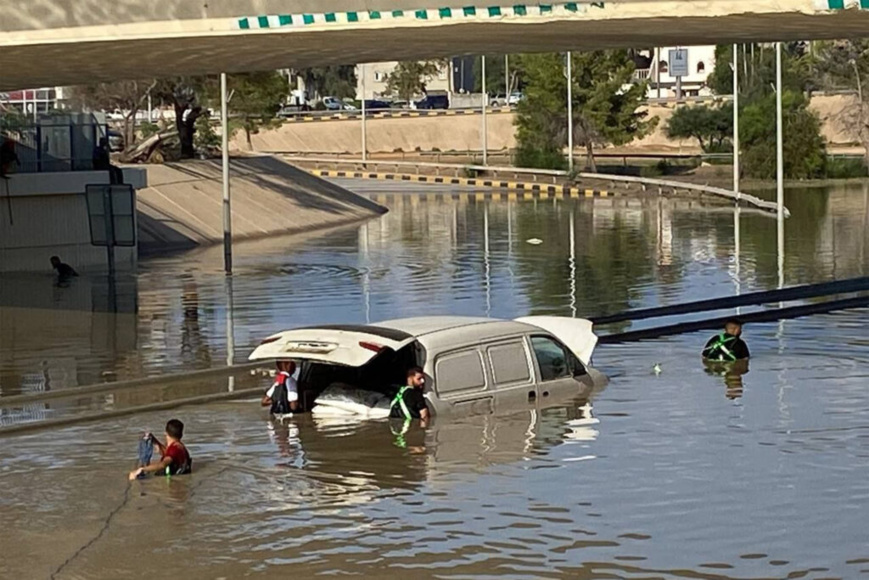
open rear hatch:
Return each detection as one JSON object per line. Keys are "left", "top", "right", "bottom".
{"left": 515, "top": 316, "right": 598, "bottom": 365}
{"left": 248, "top": 324, "right": 416, "bottom": 367}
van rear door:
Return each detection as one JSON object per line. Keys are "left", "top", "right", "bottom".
{"left": 248, "top": 325, "right": 415, "bottom": 367}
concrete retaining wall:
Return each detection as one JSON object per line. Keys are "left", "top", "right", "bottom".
{"left": 0, "top": 169, "right": 146, "bottom": 273}
{"left": 137, "top": 155, "right": 386, "bottom": 254}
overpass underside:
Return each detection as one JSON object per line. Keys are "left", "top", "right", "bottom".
{"left": 2, "top": 0, "right": 869, "bottom": 90}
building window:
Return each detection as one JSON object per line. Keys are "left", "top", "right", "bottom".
{"left": 374, "top": 72, "right": 384, "bottom": 82}
{"left": 697, "top": 61, "right": 706, "bottom": 74}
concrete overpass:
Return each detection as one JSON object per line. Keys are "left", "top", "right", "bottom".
{"left": 2, "top": 0, "right": 869, "bottom": 90}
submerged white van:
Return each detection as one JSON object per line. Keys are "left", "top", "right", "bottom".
{"left": 248, "top": 316, "right": 607, "bottom": 417}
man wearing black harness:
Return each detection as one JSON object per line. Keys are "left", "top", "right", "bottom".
{"left": 390, "top": 367, "right": 430, "bottom": 422}
{"left": 702, "top": 319, "right": 750, "bottom": 362}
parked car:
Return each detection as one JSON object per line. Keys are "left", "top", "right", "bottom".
{"left": 248, "top": 316, "right": 607, "bottom": 418}
{"left": 492, "top": 93, "right": 523, "bottom": 107}
{"left": 363, "top": 99, "right": 391, "bottom": 110}
{"left": 322, "top": 96, "right": 356, "bottom": 111}
{"left": 415, "top": 93, "right": 450, "bottom": 110}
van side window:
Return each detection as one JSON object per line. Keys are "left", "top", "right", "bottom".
{"left": 487, "top": 342, "right": 531, "bottom": 385}
{"left": 530, "top": 336, "right": 572, "bottom": 381}
{"left": 435, "top": 349, "right": 486, "bottom": 395}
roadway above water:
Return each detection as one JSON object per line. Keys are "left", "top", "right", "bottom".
{"left": 1, "top": 181, "right": 868, "bottom": 578}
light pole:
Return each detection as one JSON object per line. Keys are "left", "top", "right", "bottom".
{"left": 505, "top": 54, "right": 510, "bottom": 96}
{"left": 776, "top": 42, "right": 785, "bottom": 290}
{"left": 732, "top": 44, "right": 740, "bottom": 199}
{"left": 220, "top": 72, "right": 232, "bottom": 273}
{"left": 482, "top": 55, "right": 488, "bottom": 165}
{"left": 567, "top": 51, "right": 574, "bottom": 172}
{"left": 361, "top": 65, "right": 367, "bottom": 163}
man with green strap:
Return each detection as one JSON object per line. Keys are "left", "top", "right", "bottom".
{"left": 702, "top": 319, "right": 751, "bottom": 362}
{"left": 389, "top": 367, "right": 430, "bottom": 422}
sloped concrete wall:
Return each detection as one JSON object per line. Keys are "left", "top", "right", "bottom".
{"left": 137, "top": 155, "right": 386, "bottom": 255}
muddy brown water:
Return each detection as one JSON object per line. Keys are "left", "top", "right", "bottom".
{"left": 1, "top": 183, "right": 869, "bottom": 578}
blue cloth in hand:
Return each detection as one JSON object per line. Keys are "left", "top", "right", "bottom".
{"left": 137, "top": 436, "right": 154, "bottom": 473}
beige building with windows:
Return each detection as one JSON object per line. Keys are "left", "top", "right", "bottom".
{"left": 355, "top": 61, "right": 451, "bottom": 101}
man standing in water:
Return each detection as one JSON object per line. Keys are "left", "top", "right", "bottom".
{"left": 702, "top": 319, "right": 750, "bottom": 362}
{"left": 390, "top": 367, "right": 430, "bottom": 423}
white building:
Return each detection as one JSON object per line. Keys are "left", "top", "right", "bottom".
{"left": 634, "top": 45, "right": 717, "bottom": 99}
{"left": 355, "top": 61, "right": 451, "bottom": 101}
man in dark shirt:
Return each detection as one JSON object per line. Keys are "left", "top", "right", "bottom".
{"left": 702, "top": 319, "right": 750, "bottom": 362}
{"left": 50, "top": 256, "right": 78, "bottom": 279}
{"left": 390, "top": 367, "right": 430, "bottom": 421}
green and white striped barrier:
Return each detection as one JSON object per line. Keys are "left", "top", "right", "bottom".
{"left": 817, "top": 0, "right": 869, "bottom": 8}
{"left": 237, "top": 2, "right": 606, "bottom": 30}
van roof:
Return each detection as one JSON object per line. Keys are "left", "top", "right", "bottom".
{"left": 376, "top": 316, "right": 529, "bottom": 338}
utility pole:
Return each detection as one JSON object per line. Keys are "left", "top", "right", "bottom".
{"left": 220, "top": 73, "right": 232, "bottom": 273}
{"left": 567, "top": 51, "right": 574, "bottom": 172}
{"left": 482, "top": 55, "right": 488, "bottom": 165}
{"left": 505, "top": 55, "right": 510, "bottom": 96}
{"left": 361, "top": 65, "right": 367, "bottom": 163}
{"left": 776, "top": 42, "right": 785, "bottom": 290}
{"left": 732, "top": 44, "right": 740, "bottom": 199}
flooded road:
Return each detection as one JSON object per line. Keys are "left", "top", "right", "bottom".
{"left": 1, "top": 183, "right": 869, "bottom": 578}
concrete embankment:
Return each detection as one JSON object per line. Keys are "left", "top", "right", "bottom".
{"left": 136, "top": 156, "right": 386, "bottom": 254}
{"left": 242, "top": 95, "right": 862, "bottom": 156}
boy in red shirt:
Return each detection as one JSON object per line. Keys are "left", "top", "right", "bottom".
{"left": 129, "top": 419, "right": 192, "bottom": 480}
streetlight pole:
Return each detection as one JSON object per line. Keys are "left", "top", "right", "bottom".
{"left": 220, "top": 72, "right": 232, "bottom": 273}
{"left": 567, "top": 51, "right": 574, "bottom": 172}
{"left": 776, "top": 42, "right": 784, "bottom": 290}
{"left": 505, "top": 54, "right": 510, "bottom": 96}
{"left": 732, "top": 44, "right": 740, "bottom": 199}
{"left": 361, "top": 65, "right": 367, "bottom": 163}
{"left": 482, "top": 55, "right": 488, "bottom": 165}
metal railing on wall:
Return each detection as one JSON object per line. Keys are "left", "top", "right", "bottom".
{"left": 0, "top": 113, "right": 107, "bottom": 174}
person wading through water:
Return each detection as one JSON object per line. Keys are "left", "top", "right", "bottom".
{"left": 388, "top": 367, "right": 430, "bottom": 447}
{"left": 261, "top": 360, "right": 299, "bottom": 415}
{"left": 702, "top": 319, "right": 750, "bottom": 362}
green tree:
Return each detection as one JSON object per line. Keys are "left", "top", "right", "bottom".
{"left": 666, "top": 104, "right": 733, "bottom": 153}
{"left": 740, "top": 90, "right": 826, "bottom": 179}
{"left": 514, "top": 51, "right": 655, "bottom": 171}
{"left": 386, "top": 61, "right": 442, "bottom": 103}
{"left": 299, "top": 66, "right": 357, "bottom": 100}
{"left": 707, "top": 43, "right": 827, "bottom": 179}
{"left": 203, "top": 71, "right": 287, "bottom": 148}
{"left": 472, "top": 55, "right": 519, "bottom": 94}
{"left": 151, "top": 78, "right": 206, "bottom": 159}
{"left": 66, "top": 80, "right": 156, "bottom": 152}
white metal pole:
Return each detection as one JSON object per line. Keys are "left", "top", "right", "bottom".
{"left": 567, "top": 51, "right": 574, "bottom": 172}
{"left": 220, "top": 73, "right": 232, "bottom": 273}
{"left": 505, "top": 54, "right": 510, "bottom": 96}
{"left": 655, "top": 47, "right": 662, "bottom": 99}
{"left": 361, "top": 66, "right": 368, "bottom": 163}
{"left": 776, "top": 42, "right": 785, "bottom": 290}
{"left": 732, "top": 44, "right": 740, "bottom": 199}
{"left": 482, "top": 56, "right": 488, "bottom": 165}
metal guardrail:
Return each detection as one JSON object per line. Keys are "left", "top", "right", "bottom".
{"left": 279, "top": 155, "right": 789, "bottom": 216}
